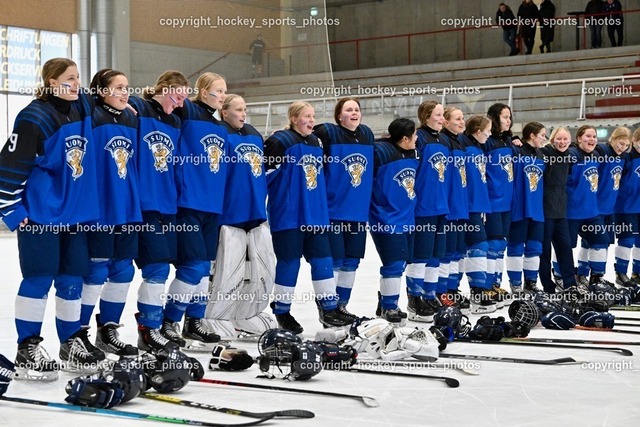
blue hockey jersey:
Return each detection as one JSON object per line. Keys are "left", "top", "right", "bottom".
{"left": 511, "top": 142, "right": 545, "bottom": 222}
{"left": 566, "top": 146, "right": 600, "bottom": 220}
{"left": 440, "top": 129, "right": 469, "bottom": 221}
{"left": 615, "top": 149, "right": 640, "bottom": 214}
{"left": 414, "top": 126, "right": 450, "bottom": 217}
{"left": 313, "top": 122, "right": 374, "bottom": 222}
{"left": 594, "top": 143, "right": 624, "bottom": 216}
{"left": 174, "top": 99, "right": 227, "bottom": 214}
{"left": 264, "top": 129, "right": 329, "bottom": 232}
{"left": 92, "top": 101, "right": 142, "bottom": 225}
{"left": 219, "top": 120, "right": 267, "bottom": 225}
{"left": 0, "top": 94, "right": 98, "bottom": 230}
{"left": 128, "top": 96, "right": 181, "bottom": 215}
{"left": 462, "top": 134, "right": 492, "bottom": 214}
{"left": 483, "top": 134, "right": 515, "bottom": 213}
{"left": 369, "top": 139, "right": 418, "bottom": 233}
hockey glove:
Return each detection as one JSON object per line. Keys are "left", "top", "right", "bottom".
{"left": 315, "top": 342, "right": 358, "bottom": 369}
{"left": 579, "top": 311, "right": 615, "bottom": 329}
{"left": 209, "top": 345, "right": 254, "bottom": 371}
{"left": 541, "top": 312, "right": 576, "bottom": 330}
{"left": 0, "top": 354, "right": 15, "bottom": 396}
{"left": 65, "top": 376, "right": 125, "bottom": 408}
{"left": 501, "top": 320, "right": 530, "bottom": 338}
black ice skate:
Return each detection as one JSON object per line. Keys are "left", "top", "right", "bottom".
{"left": 316, "top": 299, "right": 354, "bottom": 328}
{"left": 271, "top": 302, "right": 304, "bottom": 334}
{"left": 160, "top": 318, "right": 187, "bottom": 348}
{"left": 14, "top": 336, "right": 59, "bottom": 382}
{"left": 469, "top": 287, "right": 498, "bottom": 315}
{"left": 182, "top": 316, "right": 220, "bottom": 352}
{"left": 95, "top": 315, "right": 138, "bottom": 357}
{"left": 406, "top": 294, "right": 435, "bottom": 322}
{"left": 59, "top": 329, "right": 106, "bottom": 374}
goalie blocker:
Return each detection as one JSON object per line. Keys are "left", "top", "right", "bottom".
{"left": 205, "top": 223, "right": 277, "bottom": 340}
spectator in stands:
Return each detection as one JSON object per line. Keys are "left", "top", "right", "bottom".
{"left": 249, "top": 34, "right": 266, "bottom": 78}
{"left": 496, "top": 3, "right": 519, "bottom": 56}
{"left": 517, "top": 0, "right": 540, "bottom": 55}
{"left": 539, "top": 0, "right": 555, "bottom": 53}
{"left": 585, "top": 0, "right": 605, "bottom": 48}
{"left": 603, "top": 0, "right": 623, "bottom": 47}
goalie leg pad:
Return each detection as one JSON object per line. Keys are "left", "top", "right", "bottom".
{"left": 201, "top": 319, "right": 238, "bottom": 341}
{"left": 232, "top": 312, "right": 277, "bottom": 341}
{"left": 205, "top": 226, "right": 248, "bottom": 320}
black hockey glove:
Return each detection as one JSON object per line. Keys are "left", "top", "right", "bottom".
{"left": 65, "top": 376, "right": 125, "bottom": 408}
{"left": 209, "top": 345, "right": 254, "bottom": 371}
{"left": 0, "top": 354, "right": 15, "bottom": 396}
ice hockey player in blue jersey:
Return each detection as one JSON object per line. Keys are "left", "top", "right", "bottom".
{"left": 313, "top": 97, "right": 374, "bottom": 320}
{"left": 264, "top": 102, "right": 353, "bottom": 334}
{"left": 483, "top": 103, "right": 515, "bottom": 302}
{"left": 438, "top": 107, "right": 470, "bottom": 312}
{"left": 462, "top": 115, "right": 497, "bottom": 314}
{"left": 0, "top": 58, "right": 102, "bottom": 380}
{"left": 128, "top": 71, "right": 188, "bottom": 353}
{"left": 615, "top": 128, "right": 640, "bottom": 288}
{"left": 79, "top": 69, "right": 141, "bottom": 357}
{"left": 580, "top": 127, "right": 629, "bottom": 288}
{"left": 161, "top": 72, "right": 228, "bottom": 351}
{"left": 405, "top": 100, "right": 448, "bottom": 322}
{"left": 506, "top": 122, "right": 546, "bottom": 294}
{"left": 370, "top": 118, "right": 419, "bottom": 323}
{"left": 566, "top": 125, "right": 611, "bottom": 288}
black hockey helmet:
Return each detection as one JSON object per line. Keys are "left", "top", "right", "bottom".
{"left": 102, "top": 357, "right": 146, "bottom": 403}
{"left": 508, "top": 299, "right": 540, "bottom": 328}
{"left": 142, "top": 348, "right": 191, "bottom": 393}
{"left": 433, "top": 306, "right": 471, "bottom": 338}
{"left": 257, "top": 329, "right": 322, "bottom": 381}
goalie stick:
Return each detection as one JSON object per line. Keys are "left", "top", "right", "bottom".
{"left": 0, "top": 395, "right": 273, "bottom": 426}
{"left": 337, "top": 366, "right": 459, "bottom": 388}
{"left": 457, "top": 337, "right": 633, "bottom": 356}
{"left": 193, "top": 378, "right": 379, "bottom": 408}
{"left": 511, "top": 337, "right": 640, "bottom": 346}
{"left": 436, "top": 353, "right": 582, "bottom": 365}
{"left": 140, "top": 393, "right": 314, "bottom": 419}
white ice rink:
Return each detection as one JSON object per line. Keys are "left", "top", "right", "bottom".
{"left": 0, "top": 233, "right": 639, "bottom": 427}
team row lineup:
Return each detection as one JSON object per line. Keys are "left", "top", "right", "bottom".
{"left": 1, "top": 57, "right": 639, "bottom": 384}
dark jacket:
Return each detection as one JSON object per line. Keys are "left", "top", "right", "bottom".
{"left": 541, "top": 144, "right": 571, "bottom": 219}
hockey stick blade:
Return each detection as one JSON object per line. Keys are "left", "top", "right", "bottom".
{"left": 341, "top": 366, "right": 459, "bottom": 388}
{"left": 612, "top": 316, "right": 640, "bottom": 322}
{"left": 459, "top": 337, "right": 634, "bottom": 356}
{"left": 0, "top": 395, "right": 273, "bottom": 426}
{"left": 141, "top": 393, "right": 314, "bottom": 419}
{"left": 439, "top": 353, "right": 580, "bottom": 365}
{"left": 511, "top": 337, "right": 640, "bottom": 346}
{"left": 194, "top": 378, "right": 379, "bottom": 408}
{"left": 614, "top": 322, "right": 640, "bottom": 328}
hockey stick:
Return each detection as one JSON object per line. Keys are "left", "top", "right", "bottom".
{"left": 457, "top": 337, "right": 633, "bottom": 356}
{"left": 0, "top": 395, "right": 273, "bottom": 426}
{"left": 354, "top": 359, "right": 480, "bottom": 375}
{"left": 338, "top": 366, "right": 459, "bottom": 388}
{"left": 140, "top": 393, "right": 314, "bottom": 419}
{"left": 575, "top": 325, "right": 640, "bottom": 335}
{"left": 193, "top": 378, "right": 379, "bottom": 408}
{"left": 610, "top": 306, "right": 640, "bottom": 312}
{"left": 612, "top": 316, "right": 640, "bottom": 322}
{"left": 438, "top": 353, "right": 581, "bottom": 365}
{"left": 614, "top": 322, "right": 640, "bottom": 328}
{"left": 511, "top": 337, "right": 640, "bottom": 346}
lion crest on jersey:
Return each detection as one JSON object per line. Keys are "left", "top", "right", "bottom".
{"left": 583, "top": 166, "right": 599, "bottom": 193}
{"left": 475, "top": 155, "right": 487, "bottom": 183}
{"left": 105, "top": 137, "right": 133, "bottom": 179}
{"left": 298, "top": 154, "right": 323, "bottom": 190}
{"left": 455, "top": 157, "right": 467, "bottom": 187}
{"left": 65, "top": 135, "right": 88, "bottom": 180}
{"left": 341, "top": 153, "right": 368, "bottom": 188}
{"left": 428, "top": 153, "right": 447, "bottom": 183}
{"left": 499, "top": 155, "right": 514, "bottom": 182}
{"left": 144, "top": 131, "right": 174, "bottom": 173}
{"left": 393, "top": 168, "right": 417, "bottom": 200}
{"left": 611, "top": 166, "right": 623, "bottom": 191}
{"left": 235, "top": 143, "right": 264, "bottom": 177}
{"left": 201, "top": 134, "right": 225, "bottom": 173}
{"left": 524, "top": 164, "right": 543, "bottom": 192}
